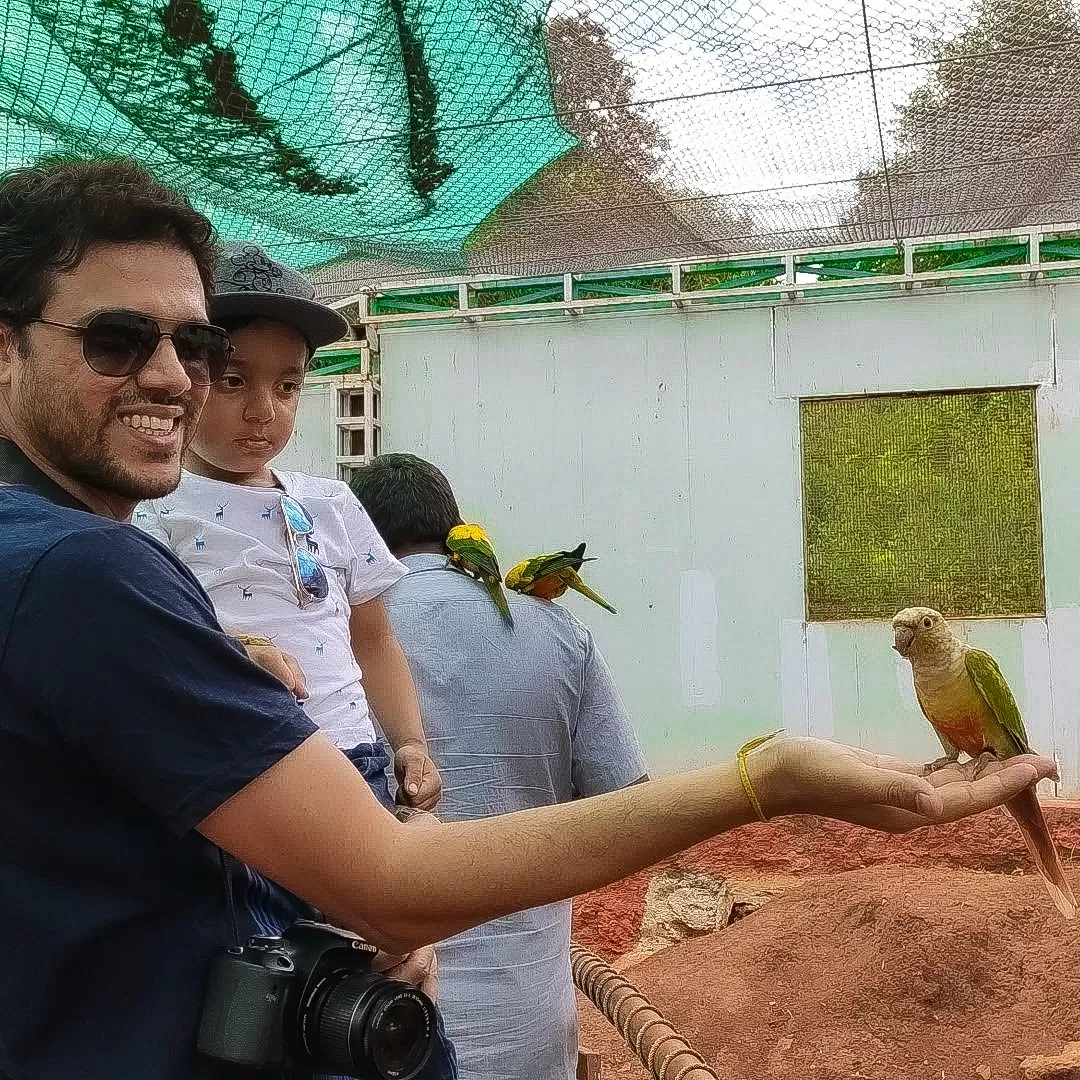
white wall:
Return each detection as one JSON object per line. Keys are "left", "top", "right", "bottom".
{"left": 274, "top": 378, "right": 338, "bottom": 477}
{"left": 373, "top": 281, "right": 1080, "bottom": 793}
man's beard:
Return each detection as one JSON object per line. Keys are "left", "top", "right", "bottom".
{"left": 20, "top": 377, "right": 195, "bottom": 502}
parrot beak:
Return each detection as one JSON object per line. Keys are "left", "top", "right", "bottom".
{"left": 893, "top": 625, "right": 915, "bottom": 653}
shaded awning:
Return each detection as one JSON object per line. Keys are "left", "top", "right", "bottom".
{"left": 0, "top": 0, "right": 575, "bottom": 267}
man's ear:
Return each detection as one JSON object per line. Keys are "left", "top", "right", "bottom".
{"left": 0, "top": 322, "right": 17, "bottom": 387}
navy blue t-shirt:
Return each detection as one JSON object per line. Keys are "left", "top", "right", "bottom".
{"left": 0, "top": 484, "right": 319, "bottom": 1079}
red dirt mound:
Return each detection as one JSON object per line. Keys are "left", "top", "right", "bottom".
{"left": 572, "top": 804, "right": 1080, "bottom": 961}
{"left": 578, "top": 864, "right": 1080, "bottom": 1080}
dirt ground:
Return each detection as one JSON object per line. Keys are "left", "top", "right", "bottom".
{"left": 572, "top": 803, "right": 1080, "bottom": 1080}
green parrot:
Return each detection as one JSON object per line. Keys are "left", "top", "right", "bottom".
{"left": 445, "top": 523, "right": 513, "bottom": 627}
{"left": 504, "top": 542, "right": 617, "bottom": 614}
{"left": 893, "top": 606, "right": 1076, "bottom": 919}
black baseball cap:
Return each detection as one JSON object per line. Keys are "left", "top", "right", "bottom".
{"left": 211, "top": 241, "right": 349, "bottom": 350}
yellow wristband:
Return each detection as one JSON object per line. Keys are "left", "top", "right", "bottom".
{"left": 233, "top": 633, "right": 274, "bottom": 648}
{"left": 736, "top": 730, "right": 783, "bottom": 822}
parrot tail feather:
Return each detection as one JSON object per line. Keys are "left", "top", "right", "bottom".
{"left": 485, "top": 577, "right": 515, "bottom": 627}
{"left": 570, "top": 576, "right": 617, "bottom": 615}
{"left": 1005, "top": 787, "right": 1077, "bottom": 920}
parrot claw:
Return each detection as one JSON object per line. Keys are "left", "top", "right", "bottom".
{"left": 971, "top": 750, "right": 1000, "bottom": 780}
{"left": 926, "top": 755, "right": 960, "bottom": 774}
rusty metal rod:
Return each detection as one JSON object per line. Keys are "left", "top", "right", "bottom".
{"left": 571, "top": 942, "right": 720, "bottom": 1080}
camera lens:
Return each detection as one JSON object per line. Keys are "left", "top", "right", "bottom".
{"left": 305, "top": 972, "right": 435, "bottom": 1080}
{"left": 370, "top": 995, "right": 432, "bottom": 1078}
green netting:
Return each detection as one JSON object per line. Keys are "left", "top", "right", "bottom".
{"left": 6, "top": 1, "right": 1080, "bottom": 281}
{"left": 0, "top": 0, "right": 576, "bottom": 267}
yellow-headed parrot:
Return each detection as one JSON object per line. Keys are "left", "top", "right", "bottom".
{"left": 445, "top": 523, "right": 513, "bottom": 626}
{"left": 893, "top": 606, "right": 1076, "bottom": 919}
{"left": 504, "top": 542, "right": 616, "bottom": 614}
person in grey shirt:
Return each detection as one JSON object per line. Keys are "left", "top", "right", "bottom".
{"left": 350, "top": 454, "right": 648, "bottom": 1080}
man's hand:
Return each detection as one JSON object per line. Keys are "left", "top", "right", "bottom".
{"left": 372, "top": 943, "right": 438, "bottom": 1000}
{"left": 395, "top": 805, "right": 441, "bottom": 827}
{"left": 394, "top": 741, "right": 443, "bottom": 811}
{"left": 750, "top": 736, "right": 1058, "bottom": 833}
{"left": 232, "top": 634, "right": 309, "bottom": 701}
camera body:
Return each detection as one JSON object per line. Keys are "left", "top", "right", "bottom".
{"left": 198, "top": 919, "right": 435, "bottom": 1079}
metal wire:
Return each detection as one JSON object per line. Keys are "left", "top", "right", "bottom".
{"left": 861, "top": 0, "right": 900, "bottom": 245}
{"left": 10, "top": 0, "right": 1056, "bottom": 279}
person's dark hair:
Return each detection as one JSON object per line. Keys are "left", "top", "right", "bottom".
{"left": 349, "top": 453, "right": 462, "bottom": 555}
{"left": 0, "top": 157, "right": 217, "bottom": 324}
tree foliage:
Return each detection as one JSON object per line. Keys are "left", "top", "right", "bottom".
{"left": 467, "top": 12, "right": 753, "bottom": 258}
{"left": 544, "top": 12, "right": 669, "bottom": 179}
{"left": 848, "top": 0, "right": 1080, "bottom": 235}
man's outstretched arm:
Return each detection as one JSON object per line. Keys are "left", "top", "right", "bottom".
{"left": 199, "top": 731, "right": 1057, "bottom": 954}
{"left": 18, "top": 529, "right": 1057, "bottom": 959}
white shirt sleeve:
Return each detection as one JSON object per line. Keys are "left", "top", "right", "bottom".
{"left": 337, "top": 488, "right": 408, "bottom": 607}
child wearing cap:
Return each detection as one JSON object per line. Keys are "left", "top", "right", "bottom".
{"left": 136, "top": 243, "right": 442, "bottom": 822}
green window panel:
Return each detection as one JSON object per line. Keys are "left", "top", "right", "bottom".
{"left": 801, "top": 388, "right": 1045, "bottom": 622}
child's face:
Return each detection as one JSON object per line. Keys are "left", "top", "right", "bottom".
{"left": 188, "top": 319, "right": 308, "bottom": 477}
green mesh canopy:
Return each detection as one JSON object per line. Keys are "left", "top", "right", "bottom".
{"left": 0, "top": 0, "right": 576, "bottom": 267}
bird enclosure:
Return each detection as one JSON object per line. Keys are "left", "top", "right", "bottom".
{"left": 284, "top": 236, "right": 1080, "bottom": 795}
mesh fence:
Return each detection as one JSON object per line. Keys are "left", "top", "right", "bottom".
{"left": 3, "top": 0, "right": 1079, "bottom": 285}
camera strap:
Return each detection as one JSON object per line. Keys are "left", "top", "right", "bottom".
{"left": 217, "top": 850, "right": 241, "bottom": 948}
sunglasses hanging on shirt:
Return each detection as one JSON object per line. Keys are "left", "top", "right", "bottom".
{"left": 280, "top": 494, "right": 329, "bottom": 606}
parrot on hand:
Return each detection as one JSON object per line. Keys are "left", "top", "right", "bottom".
{"left": 504, "top": 542, "right": 617, "bottom": 614}
{"left": 892, "top": 606, "right": 1076, "bottom": 920}
{"left": 445, "top": 523, "right": 513, "bottom": 626}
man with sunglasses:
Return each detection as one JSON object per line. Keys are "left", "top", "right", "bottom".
{"left": 0, "top": 157, "right": 1063, "bottom": 1080}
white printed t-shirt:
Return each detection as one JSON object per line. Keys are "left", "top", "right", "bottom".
{"left": 135, "top": 470, "right": 407, "bottom": 748}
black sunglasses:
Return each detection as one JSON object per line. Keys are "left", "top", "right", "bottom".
{"left": 19, "top": 310, "right": 233, "bottom": 384}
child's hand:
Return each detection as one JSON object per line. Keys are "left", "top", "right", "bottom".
{"left": 394, "top": 741, "right": 443, "bottom": 811}
{"left": 232, "top": 634, "right": 309, "bottom": 701}
{"left": 372, "top": 943, "right": 438, "bottom": 1000}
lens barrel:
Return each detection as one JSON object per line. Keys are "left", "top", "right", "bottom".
{"left": 304, "top": 971, "right": 435, "bottom": 1080}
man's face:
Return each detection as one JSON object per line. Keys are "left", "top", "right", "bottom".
{"left": 0, "top": 241, "right": 210, "bottom": 506}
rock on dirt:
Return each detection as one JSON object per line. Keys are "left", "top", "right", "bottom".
{"left": 577, "top": 864, "right": 1080, "bottom": 1080}
{"left": 1020, "top": 1043, "right": 1080, "bottom": 1080}
{"left": 613, "top": 869, "right": 733, "bottom": 971}
{"left": 572, "top": 805, "right": 1080, "bottom": 961}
